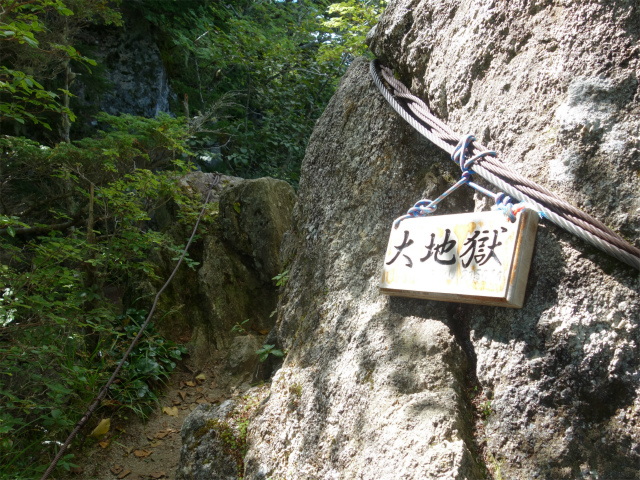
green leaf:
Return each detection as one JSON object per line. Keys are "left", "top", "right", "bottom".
{"left": 7, "top": 226, "right": 15, "bottom": 237}
{"left": 22, "top": 36, "right": 38, "bottom": 48}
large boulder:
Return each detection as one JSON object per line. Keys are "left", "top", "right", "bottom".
{"left": 244, "top": 59, "right": 481, "bottom": 479}
{"left": 242, "top": 2, "right": 640, "bottom": 479}
{"left": 136, "top": 173, "right": 296, "bottom": 365}
{"left": 368, "top": 1, "right": 640, "bottom": 478}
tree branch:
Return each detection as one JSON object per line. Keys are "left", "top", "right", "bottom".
{"left": 0, "top": 207, "right": 86, "bottom": 236}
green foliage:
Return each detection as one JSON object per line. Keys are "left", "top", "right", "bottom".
{"left": 130, "top": 0, "right": 386, "bottom": 184}
{"left": 272, "top": 269, "right": 290, "bottom": 288}
{"left": 1, "top": 0, "right": 386, "bottom": 175}
{"left": 319, "top": 0, "right": 387, "bottom": 64}
{"left": 231, "top": 319, "right": 250, "bottom": 335}
{"left": 256, "top": 344, "right": 284, "bottom": 363}
{"left": 481, "top": 400, "right": 492, "bottom": 419}
{"left": 0, "top": 114, "right": 209, "bottom": 478}
{"left": 0, "top": 0, "right": 121, "bottom": 130}
{"left": 0, "top": 307, "right": 185, "bottom": 478}
{"left": 105, "top": 309, "right": 187, "bottom": 417}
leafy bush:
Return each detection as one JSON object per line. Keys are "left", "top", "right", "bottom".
{"left": 104, "top": 309, "right": 188, "bottom": 417}
{"left": 256, "top": 344, "right": 285, "bottom": 363}
{"left": 0, "top": 308, "right": 186, "bottom": 478}
{"left": 0, "top": 114, "right": 211, "bottom": 478}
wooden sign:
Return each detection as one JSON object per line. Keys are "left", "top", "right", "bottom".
{"left": 379, "top": 209, "right": 538, "bottom": 308}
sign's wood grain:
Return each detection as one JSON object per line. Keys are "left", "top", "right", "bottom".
{"left": 379, "top": 210, "right": 538, "bottom": 308}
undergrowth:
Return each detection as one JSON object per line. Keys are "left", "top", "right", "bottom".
{"left": 0, "top": 114, "right": 213, "bottom": 478}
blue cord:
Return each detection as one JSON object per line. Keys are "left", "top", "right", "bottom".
{"left": 394, "top": 135, "right": 533, "bottom": 228}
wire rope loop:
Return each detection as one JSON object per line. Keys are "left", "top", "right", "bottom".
{"left": 409, "top": 201, "right": 438, "bottom": 216}
{"left": 452, "top": 135, "right": 497, "bottom": 173}
{"left": 371, "top": 60, "right": 640, "bottom": 270}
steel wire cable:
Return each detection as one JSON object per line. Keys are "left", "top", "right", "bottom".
{"left": 370, "top": 60, "right": 640, "bottom": 270}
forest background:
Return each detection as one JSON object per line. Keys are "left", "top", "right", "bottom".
{"left": 0, "top": 0, "right": 384, "bottom": 477}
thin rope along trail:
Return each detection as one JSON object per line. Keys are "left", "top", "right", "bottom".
{"left": 40, "top": 173, "right": 221, "bottom": 480}
{"left": 370, "top": 60, "right": 640, "bottom": 271}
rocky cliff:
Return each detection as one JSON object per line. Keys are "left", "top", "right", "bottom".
{"left": 239, "top": 1, "right": 640, "bottom": 479}
{"left": 74, "top": 15, "right": 174, "bottom": 122}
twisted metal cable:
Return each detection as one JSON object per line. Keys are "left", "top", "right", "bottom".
{"left": 370, "top": 60, "right": 640, "bottom": 270}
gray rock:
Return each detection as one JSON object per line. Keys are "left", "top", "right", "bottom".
{"left": 176, "top": 401, "right": 240, "bottom": 480}
{"left": 244, "top": 58, "right": 481, "bottom": 480}
{"left": 135, "top": 173, "right": 295, "bottom": 366}
{"left": 240, "top": 2, "right": 640, "bottom": 477}
{"left": 220, "top": 177, "right": 297, "bottom": 283}
{"left": 225, "top": 335, "right": 261, "bottom": 375}
{"left": 368, "top": 1, "right": 640, "bottom": 477}
{"left": 74, "top": 17, "right": 174, "bottom": 118}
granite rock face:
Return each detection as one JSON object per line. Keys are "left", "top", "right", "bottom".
{"left": 368, "top": 1, "right": 640, "bottom": 477}
{"left": 245, "top": 59, "right": 481, "bottom": 480}
{"left": 241, "top": 2, "right": 640, "bottom": 479}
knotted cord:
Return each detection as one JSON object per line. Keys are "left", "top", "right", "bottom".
{"left": 394, "top": 134, "right": 524, "bottom": 227}
{"left": 370, "top": 60, "right": 640, "bottom": 270}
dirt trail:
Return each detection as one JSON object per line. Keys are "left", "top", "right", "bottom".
{"left": 66, "top": 350, "right": 255, "bottom": 480}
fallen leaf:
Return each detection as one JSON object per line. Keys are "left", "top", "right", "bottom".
{"left": 149, "top": 472, "right": 166, "bottom": 479}
{"left": 166, "top": 428, "right": 178, "bottom": 433}
{"left": 185, "top": 381, "right": 195, "bottom": 387}
{"left": 89, "top": 418, "right": 111, "bottom": 438}
{"left": 178, "top": 391, "right": 187, "bottom": 401}
{"left": 99, "top": 440, "right": 110, "bottom": 449}
{"left": 146, "top": 433, "right": 154, "bottom": 441}
{"left": 154, "top": 431, "right": 168, "bottom": 439}
{"left": 181, "top": 406, "right": 188, "bottom": 410}
{"left": 70, "top": 466, "right": 83, "bottom": 474}
{"left": 196, "top": 398, "right": 207, "bottom": 404}
{"left": 173, "top": 399, "right": 181, "bottom": 405}
{"left": 150, "top": 439, "right": 163, "bottom": 447}
{"left": 111, "top": 465, "right": 123, "bottom": 475}
{"left": 179, "top": 381, "right": 185, "bottom": 388}
{"left": 162, "top": 406, "right": 178, "bottom": 417}
{"left": 117, "top": 468, "right": 131, "bottom": 479}
{"left": 133, "top": 449, "right": 152, "bottom": 458}
{"left": 196, "top": 387, "right": 203, "bottom": 392}
{"left": 195, "top": 373, "right": 206, "bottom": 381}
